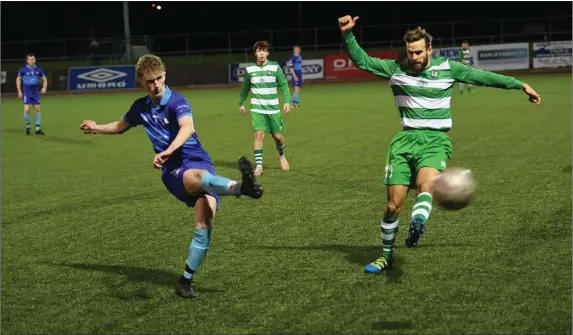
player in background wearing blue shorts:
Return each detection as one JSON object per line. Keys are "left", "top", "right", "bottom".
{"left": 16, "top": 54, "right": 47, "bottom": 135}
{"left": 288, "top": 45, "right": 303, "bottom": 109}
{"left": 80, "top": 54, "right": 264, "bottom": 299}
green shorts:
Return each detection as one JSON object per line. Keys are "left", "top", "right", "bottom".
{"left": 384, "top": 130, "right": 453, "bottom": 187}
{"left": 251, "top": 112, "right": 284, "bottom": 134}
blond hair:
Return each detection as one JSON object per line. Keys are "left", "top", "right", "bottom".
{"left": 403, "top": 26, "right": 433, "bottom": 48}
{"left": 136, "top": 54, "right": 165, "bottom": 82}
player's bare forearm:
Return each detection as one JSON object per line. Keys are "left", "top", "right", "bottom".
{"left": 450, "top": 61, "right": 523, "bottom": 90}
{"left": 165, "top": 124, "right": 195, "bottom": 153}
{"left": 42, "top": 78, "right": 47, "bottom": 90}
{"left": 94, "top": 122, "right": 123, "bottom": 134}
{"left": 16, "top": 78, "right": 22, "bottom": 94}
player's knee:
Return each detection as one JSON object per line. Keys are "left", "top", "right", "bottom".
{"left": 254, "top": 131, "right": 265, "bottom": 141}
{"left": 417, "top": 182, "right": 433, "bottom": 195}
{"left": 183, "top": 169, "right": 209, "bottom": 193}
{"left": 194, "top": 220, "right": 212, "bottom": 232}
{"left": 271, "top": 133, "right": 283, "bottom": 142}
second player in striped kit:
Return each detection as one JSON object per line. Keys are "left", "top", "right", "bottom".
{"left": 338, "top": 15, "right": 542, "bottom": 273}
{"left": 239, "top": 41, "right": 291, "bottom": 176}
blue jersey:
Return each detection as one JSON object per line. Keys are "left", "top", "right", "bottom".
{"left": 289, "top": 54, "right": 303, "bottom": 74}
{"left": 17, "top": 65, "right": 46, "bottom": 93}
{"left": 123, "top": 86, "right": 212, "bottom": 169}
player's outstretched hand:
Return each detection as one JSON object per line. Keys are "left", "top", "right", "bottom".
{"left": 239, "top": 106, "right": 246, "bottom": 115}
{"left": 522, "top": 83, "right": 541, "bottom": 106}
{"left": 80, "top": 120, "right": 97, "bottom": 134}
{"left": 338, "top": 15, "right": 359, "bottom": 33}
{"left": 283, "top": 103, "right": 291, "bottom": 114}
{"left": 153, "top": 150, "right": 172, "bottom": 169}
{"left": 41, "top": 88, "right": 47, "bottom": 94}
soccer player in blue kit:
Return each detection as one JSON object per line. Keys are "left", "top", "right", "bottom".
{"left": 16, "top": 54, "right": 47, "bottom": 135}
{"left": 288, "top": 45, "right": 303, "bottom": 109}
{"left": 80, "top": 54, "right": 264, "bottom": 298}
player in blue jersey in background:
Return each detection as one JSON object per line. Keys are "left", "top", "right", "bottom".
{"left": 16, "top": 54, "right": 47, "bottom": 135}
{"left": 288, "top": 45, "right": 303, "bottom": 109}
{"left": 79, "top": 54, "right": 264, "bottom": 299}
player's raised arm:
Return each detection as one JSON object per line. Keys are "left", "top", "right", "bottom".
{"left": 449, "top": 61, "right": 541, "bottom": 105}
{"left": 338, "top": 15, "right": 397, "bottom": 79}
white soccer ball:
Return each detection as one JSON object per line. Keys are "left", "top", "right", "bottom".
{"left": 432, "top": 167, "right": 476, "bottom": 210}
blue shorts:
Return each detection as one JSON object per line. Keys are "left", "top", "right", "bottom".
{"left": 161, "top": 159, "right": 221, "bottom": 211}
{"left": 23, "top": 92, "right": 41, "bottom": 105}
{"left": 291, "top": 72, "right": 303, "bottom": 88}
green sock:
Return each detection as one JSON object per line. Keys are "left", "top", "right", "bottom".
{"left": 254, "top": 149, "right": 263, "bottom": 167}
{"left": 411, "top": 192, "right": 432, "bottom": 224}
{"left": 381, "top": 216, "right": 398, "bottom": 259}
{"left": 276, "top": 144, "right": 285, "bottom": 157}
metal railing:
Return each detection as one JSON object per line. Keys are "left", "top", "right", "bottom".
{"left": 1, "top": 15, "right": 570, "bottom": 63}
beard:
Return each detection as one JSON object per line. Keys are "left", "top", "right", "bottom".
{"left": 407, "top": 55, "right": 429, "bottom": 73}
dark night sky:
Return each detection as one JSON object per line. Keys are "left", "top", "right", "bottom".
{"left": 2, "top": 1, "right": 572, "bottom": 42}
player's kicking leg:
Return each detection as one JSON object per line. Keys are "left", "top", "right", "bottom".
{"left": 405, "top": 167, "right": 439, "bottom": 248}
{"left": 405, "top": 134, "right": 451, "bottom": 248}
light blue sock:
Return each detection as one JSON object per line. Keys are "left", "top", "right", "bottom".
{"left": 200, "top": 172, "right": 241, "bottom": 196}
{"left": 184, "top": 227, "right": 211, "bottom": 279}
{"left": 35, "top": 113, "right": 41, "bottom": 131}
{"left": 24, "top": 113, "right": 30, "bottom": 128}
{"left": 292, "top": 92, "right": 300, "bottom": 105}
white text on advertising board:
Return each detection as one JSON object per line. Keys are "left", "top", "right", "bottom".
{"left": 333, "top": 58, "right": 355, "bottom": 69}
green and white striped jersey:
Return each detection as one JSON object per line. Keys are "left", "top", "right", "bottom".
{"left": 238, "top": 61, "right": 291, "bottom": 114}
{"left": 461, "top": 48, "right": 471, "bottom": 62}
{"left": 344, "top": 32, "right": 524, "bottom": 131}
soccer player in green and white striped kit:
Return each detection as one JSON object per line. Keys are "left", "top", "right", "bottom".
{"left": 239, "top": 41, "right": 291, "bottom": 176}
{"left": 459, "top": 40, "right": 473, "bottom": 94}
{"left": 337, "top": 15, "right": 542, "bottom": 273}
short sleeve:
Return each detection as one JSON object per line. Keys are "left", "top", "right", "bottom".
{"left": 38, "top": 68, "right": 47, "bottom": 78}
{"left": 17, "top": 69, "right": 23, "bottom": 78}
{"left": 170, "top": 98, "right": 193, "bottom": 121}
{"left": 123, "top": 101, "right": 142, "bottom": 127}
